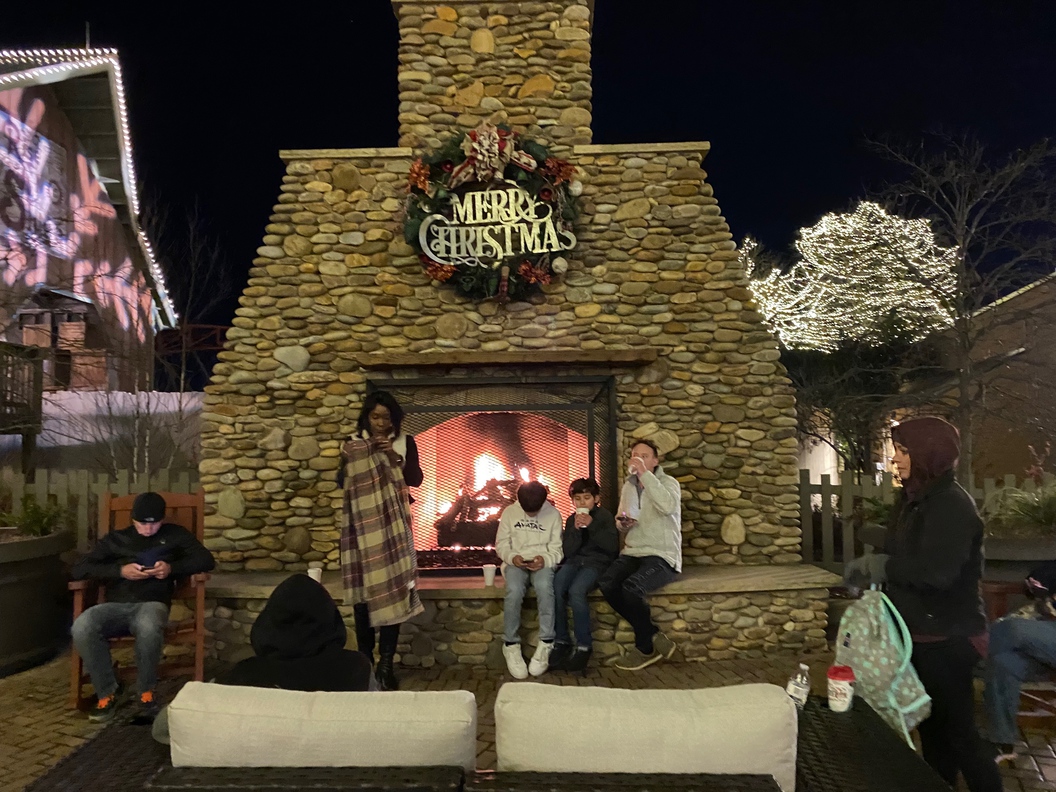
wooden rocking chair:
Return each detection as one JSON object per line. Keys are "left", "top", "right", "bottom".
{"left": 68, "top": 490, "right": 209, "bottom": 710}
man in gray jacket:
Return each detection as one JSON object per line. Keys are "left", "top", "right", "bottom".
{"left": 601, "top": 438, "right": 682, "bottom": 671}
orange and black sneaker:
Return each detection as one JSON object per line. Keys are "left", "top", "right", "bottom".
{"left": 88, "top": 687, "right": 122, "bottom": 723}
{"left": 136, "top": 690, "right": 159, "bottom": 720}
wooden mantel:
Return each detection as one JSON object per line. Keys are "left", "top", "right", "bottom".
{"left": 351, "top": 348, "right": 658, "bottom": 369}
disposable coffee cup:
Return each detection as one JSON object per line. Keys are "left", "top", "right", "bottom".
{"left": 827, "top": 664, "right": 855, "bottom": 712}
{"left": 482, "top": 564, "right": 497, "bottom": 586}
{"left": 576, "top": 507, "right": 590, "bottom": 515}
{"left": 307, "top": 568, "right": 323, "bottom": 584}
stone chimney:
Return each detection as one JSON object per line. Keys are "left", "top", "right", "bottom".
{"left": 392, "top": 0, "right": 593, "bottom": 152}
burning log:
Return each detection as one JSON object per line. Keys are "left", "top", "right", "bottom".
{"left": 434, "top": 476, "right": 521, "bottom": 547}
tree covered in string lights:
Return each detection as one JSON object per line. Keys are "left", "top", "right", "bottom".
{"left": 872, "top": 133, "right": 1056, "bottom": 482}
{"left": 743, "top": 201, "right": 957, "bottom": 351}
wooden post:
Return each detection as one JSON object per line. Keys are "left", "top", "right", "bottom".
{"left": 799, "top": 469, "right": 813, "bottom": 564}
{"left": 72, "top": 469, "right": 89, "bottom": 551}
{"left": 821, "top": 474, "right": 835, "bottom": 569}
{"left": 20, "top": 432, "right": 36, "bottom": 479}
{"left": 840, "top": 476, "right": 855, "bottom": 566}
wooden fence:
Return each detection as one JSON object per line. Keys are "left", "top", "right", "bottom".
{"left": 1, "top": 463, "right": 1042, "bottom": 565}
{"left": 801, "top": 469, "right": 1050, "bottom": 572}
{"left": 0, "top": 467, "right": 200, "bottom": 550}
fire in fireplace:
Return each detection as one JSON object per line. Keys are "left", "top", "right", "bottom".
{"left": 374, "top": 377, "right": 617, "bottom": 573}
{"left": 413, "top": 411, "right": 591, "bottom": 546}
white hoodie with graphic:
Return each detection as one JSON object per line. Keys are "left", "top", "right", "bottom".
{"left": 495, "top": 501, "right": 563, "bottom": 570}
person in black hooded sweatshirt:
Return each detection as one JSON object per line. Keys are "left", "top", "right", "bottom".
{"left": 223, "top": 573, "right": 374, "bottom": 691}
{"left": 152, "top": 574, "right": 373, "bottom": 744}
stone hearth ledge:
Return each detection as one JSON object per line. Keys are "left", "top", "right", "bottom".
{"left": 206, "top": 564, "right": 841, "bottom": 602}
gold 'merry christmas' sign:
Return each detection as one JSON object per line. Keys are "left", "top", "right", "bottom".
{"left": 418, "top": 186, "right": 576, "bottom": 267}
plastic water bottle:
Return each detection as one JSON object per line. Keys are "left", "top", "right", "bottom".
{"left": 785, "top": 663, "right": 811, "bottom": 709}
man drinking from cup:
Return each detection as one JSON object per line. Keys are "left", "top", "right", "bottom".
{"left": 600, "top": 438, "right": 682, "bottom": 671}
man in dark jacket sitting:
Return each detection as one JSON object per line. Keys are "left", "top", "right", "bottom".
{"left": 71, "top": 492, "right": 215, "bottom": 723}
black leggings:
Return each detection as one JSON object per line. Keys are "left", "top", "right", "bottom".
{"left": 912, "top": 637, "right": 1001, "bottom": 792}
{"left": 352, "top": 603, "right": 400, "bottom": 659}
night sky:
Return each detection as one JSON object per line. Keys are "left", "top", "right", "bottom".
{"left": 4, "top": 1, "right": 1056, "bottom": 326}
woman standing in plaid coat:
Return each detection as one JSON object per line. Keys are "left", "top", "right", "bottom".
{"left": 340, "top": 390, "right": 424, "bottom": 690}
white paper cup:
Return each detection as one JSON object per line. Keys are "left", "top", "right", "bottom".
{"left": 827, "top": 666, "right": 855, "bottom": 713}
{"left": 482, "top": 564, "right": 497, "bottom": 586}
{"left": 307, "top": 568, "right": 323, "bottom": 583}
{"left": 576, "top": 507, "right": 590, "bottom": 515}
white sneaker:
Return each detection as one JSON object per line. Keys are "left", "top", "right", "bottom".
{"left": 528, "top": 641, "right": 553, "bottom": 677}
{"left": 503, "top": 644, "right": 529, "bottom": 679}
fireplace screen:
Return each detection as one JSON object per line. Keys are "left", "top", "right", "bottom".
{"left": 373, "top": 377, "right": 617, "bottom": 572}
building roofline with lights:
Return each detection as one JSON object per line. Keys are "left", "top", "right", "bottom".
{"left": 0, "top": 47, "right": 177, "bottom": 328}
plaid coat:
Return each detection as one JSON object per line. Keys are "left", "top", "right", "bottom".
{"left": 340, "top": 437, "right": 423, "bottom": 627}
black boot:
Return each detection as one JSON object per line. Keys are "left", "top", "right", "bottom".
{"left": 353, "top": 604, "right": 376, "bottom": 661}
{"left": 376, "top": 653, "right": 399, "bottom": 691}
{"left": 564, "top": 647, "right": 593, "bottom": 676}
{"left": 548, "top": 642, "right": 574, "bottom": 671}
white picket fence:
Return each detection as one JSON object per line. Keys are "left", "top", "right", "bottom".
{"left": 800, "top": 469, "right": 1050, "bottom": 572}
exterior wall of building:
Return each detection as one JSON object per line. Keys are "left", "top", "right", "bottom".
{"left": 0, "top": 83, "right": 153, "bottom": 391}
{"left": 966, "top": 280, "right": 1056, "bottom": 480}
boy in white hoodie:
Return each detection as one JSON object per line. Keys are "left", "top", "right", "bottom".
{"left": 495, "top": 481, "right": 563, "bottom": 679}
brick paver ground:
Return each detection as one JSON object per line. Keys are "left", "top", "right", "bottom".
{"left": 1, "top": 651, "right": 1052, "bottom": 791}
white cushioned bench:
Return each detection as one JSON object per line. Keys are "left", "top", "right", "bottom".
{"left": 494, "top": 682, "right": 798, "bottom": 792}
{"left": 167, "top": 681, "right": 478, "bottom": 771}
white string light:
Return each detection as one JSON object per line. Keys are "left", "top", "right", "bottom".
{"left": 744, "top": 201, "right": 956, "bottom": 350}
{"left": 0, "top": 48, "right": 177, "bottom": 327}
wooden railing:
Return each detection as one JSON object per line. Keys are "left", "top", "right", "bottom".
{"left": 0, "top": 467, "right": 200, "bottom": 551}
{"left": 0, "top": 342, "right": 43, "bottom": 435}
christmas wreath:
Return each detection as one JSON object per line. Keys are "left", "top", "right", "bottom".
{"left": 403, "top": 122, "right": 581, "bottom": 303}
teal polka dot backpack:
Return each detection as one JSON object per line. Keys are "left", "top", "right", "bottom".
{"left": 835, "top": 588, "right": 932, "bottom": 745}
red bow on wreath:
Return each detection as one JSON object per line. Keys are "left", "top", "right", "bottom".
{"left": 448, "top": 122, "right": 538, "bottom": 188}
{"left": 518, "top": 261, "right": 551, "bottom": 286}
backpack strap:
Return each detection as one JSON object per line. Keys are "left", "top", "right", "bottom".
{"left": 879, "top": 591, "right": 914, "bottom": 678}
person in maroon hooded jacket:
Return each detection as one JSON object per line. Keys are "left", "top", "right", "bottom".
{"left": 844, "top": 417, "right": 1001, "bottom": 792}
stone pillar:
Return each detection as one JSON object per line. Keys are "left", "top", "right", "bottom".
{"left": 392, "top": 0, "right": 593, "bottom": 151}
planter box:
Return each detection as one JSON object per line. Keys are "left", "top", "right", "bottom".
{"left": 0, "top": 530, "right": 75, "bottom": 677}
{"left": 985, "top": 537, "right": 1056, "bottom": 562}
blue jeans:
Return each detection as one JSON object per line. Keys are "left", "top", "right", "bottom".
{"left": 985, "top": 617, "right": 1056, "bottom": 744}
{"left": 553, "top": 563, "right": 600, "bottom": 648}
{"left": 503, "top": 565, "right": 555, "bottom": 644}
{"left": 71, "top": 601, "right": 169, "bottom": 697}
{"left": 599, "top": 555, "right": 677, "bottom": 654}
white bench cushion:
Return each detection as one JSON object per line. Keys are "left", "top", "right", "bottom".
{"left": 494, "top": 682, "right": 797, "bottom": 792}
{"left": 168, "top": 682, "right": 477, "bottom": 771}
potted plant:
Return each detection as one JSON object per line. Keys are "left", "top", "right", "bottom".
{"left": 983, "top": 482, "right": 1056, "bottom": 560}
{"left": 0, "top": 495, "right": 75, "bottom": 677}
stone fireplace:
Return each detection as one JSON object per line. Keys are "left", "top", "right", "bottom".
{"left": 199, "top": 0, "right": 837, "bottom": 667}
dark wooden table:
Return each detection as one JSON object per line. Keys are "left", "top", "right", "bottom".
{"left": 466, "top": 770, "right": 781, "bottom": 792}
{"left": 796, "top": 696, "right": 950, "bottom": 792}
{"left": 29, "top": 693, "right": 947, "bottom": 792}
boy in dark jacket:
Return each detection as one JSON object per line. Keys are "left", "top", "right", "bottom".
{"left": 71, "top": 492, "right": 215, "bottom": 723}
{"left": 548, "top": 478, "right": 619, "bottom": 673}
